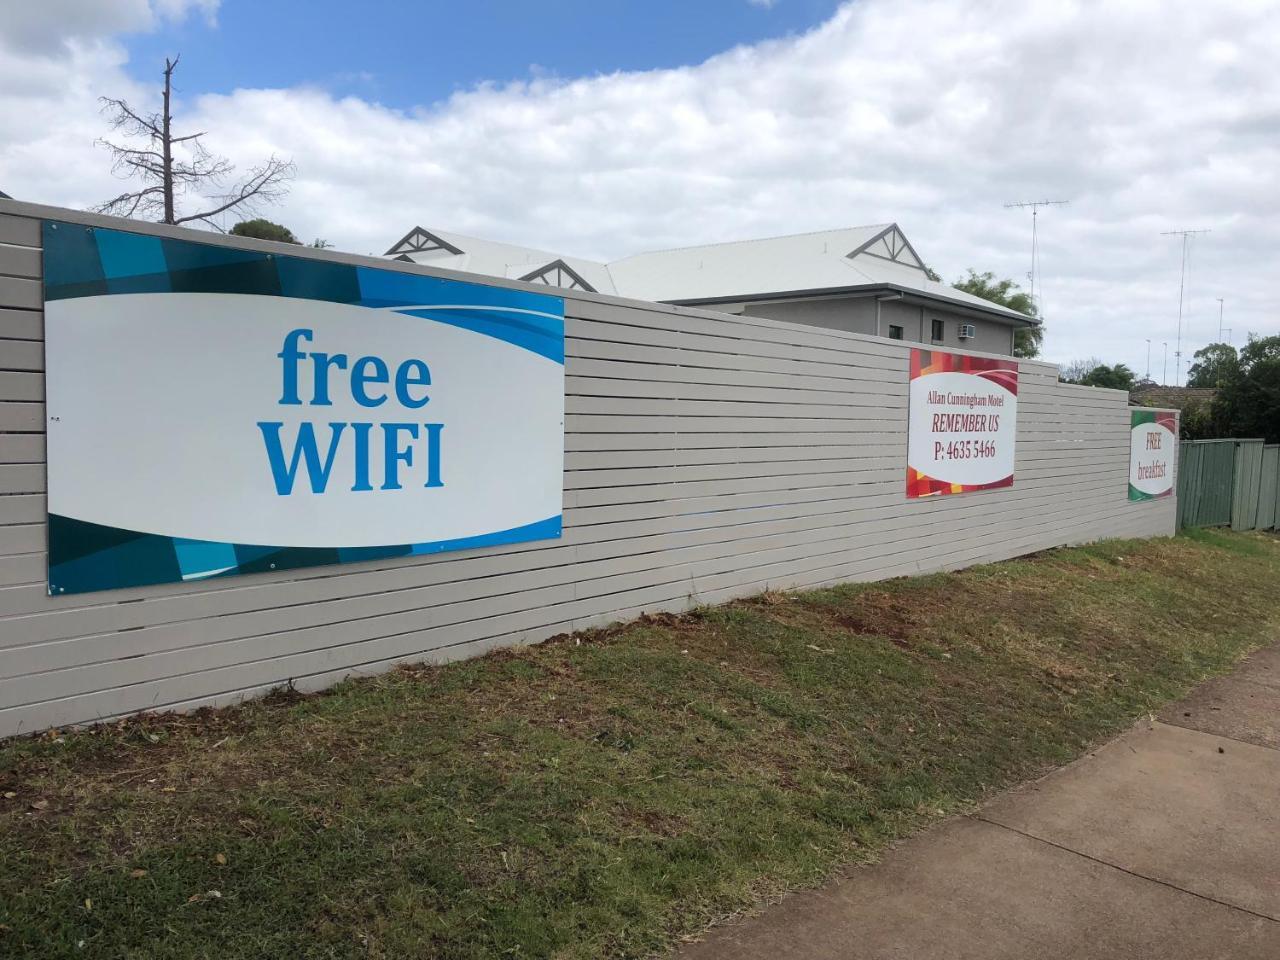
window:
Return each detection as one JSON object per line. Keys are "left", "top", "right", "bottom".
{"left": 888, "top": 324, "right": 904, "bottom": 340}
{"left": 931, "top": 318, "right": 945, "bottom": 342}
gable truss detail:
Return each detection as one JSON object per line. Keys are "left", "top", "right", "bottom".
{"left": 846, "top": 225, "right": 925, "bottom": 272}
{"left": 518, "top": 259, "right": 597, "bottom": 293}
{"left": 384, "top": 226, "right": 465, "bottom": 258}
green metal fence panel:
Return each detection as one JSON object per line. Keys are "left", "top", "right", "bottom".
{"left": 1199, "top": 441, "right": 1236, "bottom": 527}
{"left": 1258, "top": 445, "right": 1279, "bottom": 531}
{"left": 1177, "top": 439, "right": 1235, "bottom": 529}
{"left": 1176, "top": 442, "right": 1196, "bottom": 528}
{"left": 1232, "top": 439, "right": 1266, "bottom": 531}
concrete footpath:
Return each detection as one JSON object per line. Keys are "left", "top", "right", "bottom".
{"left": 679, "top": 644, "right": 1280, "bottom": 959}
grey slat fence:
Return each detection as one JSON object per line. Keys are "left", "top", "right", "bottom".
{"left": 0, "top": 199, "right": 1178, "bottom": 737}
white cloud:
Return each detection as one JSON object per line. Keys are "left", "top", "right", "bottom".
{"left": 1, "top": 0, "right": 1277, "bottom": 382}
{"left": 0, "top": 0, "right": 219, "bottom": 209}
{"left": 0, "top": 0, "right": 216, "bottom": 53}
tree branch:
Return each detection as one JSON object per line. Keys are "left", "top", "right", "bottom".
{"left": 119, "top": 158, "right": 167, "bottom": 177}
{"left": 172, "top": 156, "right": 295, "bottom": 225}
{"left": 96, "top": 143, "right": 165, "bottom": 162}
{"left": 99, "top": 97, "right": 162, "bottom": 138}
{"left": 94, "top": 185, "right": 165, "bottom": 219}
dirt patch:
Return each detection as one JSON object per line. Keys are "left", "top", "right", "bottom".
{"left": 623, "top": 806, "right": 690, "bottom": 839}
{"left": 833, "top": 592, "right": 919, "bottom": 642}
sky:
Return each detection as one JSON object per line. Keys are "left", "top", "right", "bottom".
{"left": 1, "top": 0, "right": 1276, "bottom": 383}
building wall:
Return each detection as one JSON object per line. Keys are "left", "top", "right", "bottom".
{"left": 741, "top": 296, "right": 879, "bottom": 336}
{"left": 0, "top": 202, "right": 1174, "bottom": 737}
{"left": 743, "top": 295, "right": 1018, "bottom": 355}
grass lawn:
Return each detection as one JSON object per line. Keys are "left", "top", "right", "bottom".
{"left": 2, "top": 528, "right": 1279, "bottom": 959}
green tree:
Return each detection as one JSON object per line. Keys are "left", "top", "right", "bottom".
{"left": 1078, "top": 363, "right": 1137, "bottom": 391}
{"left": 952, "top": 269, "right": 1042, "bottom": 358}
{"left": 1186, "top": 342, "right": 1239, "bottom": 388}
{"left": 1175, "top": 402, "right": 1217, "bottom": 441}
{"left": 1212, "top": 335, "right": 1280, "bottom": 443}
{"left": 229, "top": 218, "right": 299, "bottom": 244}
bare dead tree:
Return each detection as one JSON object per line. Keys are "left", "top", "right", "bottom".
{"left": 96, "top": 56, "right": 294, "bottom": 228}
{"left": 1059, "top": 356, "right": 1105, "bottom": 384}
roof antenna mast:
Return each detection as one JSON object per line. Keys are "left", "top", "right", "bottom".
{"left": 1004, "top": 199, "right": 1068, "bottom": 319}
{"left": 1160, "top": 228, "right": 1210, "bottom": 387}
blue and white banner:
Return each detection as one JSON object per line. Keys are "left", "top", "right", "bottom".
{"left": 42, "top": 221, "right": 565, "bottom": 594}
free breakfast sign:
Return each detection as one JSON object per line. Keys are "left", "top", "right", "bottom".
{"left": 1129, "top": 409, "right": 1177, "bottom": 501}
{"left": 42, "top": 221, "right": 565, "bottom": 595}
{"left": 906, "top": 349, "right": 1019, "bottom": 498}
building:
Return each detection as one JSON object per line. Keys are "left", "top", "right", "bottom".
{"left": 1130, "top": 384, "right": 1217, "bottom": 414}
{"left": 385, "top": 222, "right": 1038, "bottom": 355}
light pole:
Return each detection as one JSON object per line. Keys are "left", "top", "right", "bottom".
{"left": 1145, "top": 339, "right": 1151, "bottom": 380}
{"left": 1217, "top": 298, "right": 1225, "bottom": 342}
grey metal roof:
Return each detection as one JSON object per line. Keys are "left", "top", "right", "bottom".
{"left": 385, "top": 221, "right": 1038, "bottom": 327}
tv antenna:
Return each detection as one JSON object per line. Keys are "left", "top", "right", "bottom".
{"left": 1160, "top": 228, "right": 1210, "bottom": 386}
{"left": 1004, "top": 199, "right": 1068, "bottom": 318}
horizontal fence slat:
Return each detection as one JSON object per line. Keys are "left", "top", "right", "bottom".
{"left": 0, "top": 370, "right": 42, "bottom": 399}
{"left": 0, "top": 243, "right": 40, "bottom": 279}
{"left": 0, "top": 276, "right": 40, "bottom": 311}
{"left": 0, "top": 307, "right": 42, "bottom": 341}
{"left": 0, "top": 215, "right": 40, "bottom": 248}
{"left": 0, "top": 340, "right": 42, "bottom": 372}
{"left": 0, "top": 462, "right": 44, "bottom": 494}
{"left": 0, "top": 435, "right": 42, "bottom": 464}
{"left": 0, "top": 401, "right": 43, "bottom": 431}
{"left": 0, "top": 493, "right": 43, "bottom": 526}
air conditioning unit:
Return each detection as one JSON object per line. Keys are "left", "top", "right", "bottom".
{"left": 958, "top": 323, "right": 976, "bottom": 340}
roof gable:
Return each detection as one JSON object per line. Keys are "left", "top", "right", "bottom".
{"left": 848, "top": 224, "right": 924, "bottom": 272}
{"left": 518, "top": 259, "right": 598, "bottom": 293}
{"left": 385, "top": 226, "right": 464, "bottom": 258}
